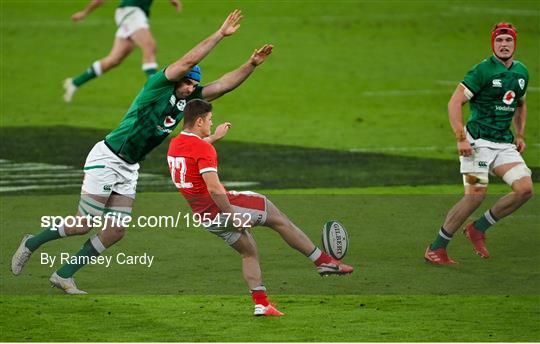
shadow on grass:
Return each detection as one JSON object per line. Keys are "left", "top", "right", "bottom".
{"left": 2, "top": 126, "right": 536, "bottom": 190}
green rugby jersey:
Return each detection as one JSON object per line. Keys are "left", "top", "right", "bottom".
{"left": 105, "top": 69, "right": 203, "bottom": 163}
{"left": 118, "top": 0, "right": 153, "bottom": 17}
{"left": 462, "top": 56, "right": 528, "bottom": 143}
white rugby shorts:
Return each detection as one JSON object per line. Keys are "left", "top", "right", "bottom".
{"left": 115, "top": 6, "right": 149, "bottom": 39}
{"left": 81, "top": 141, "right": 139, "bottom": 198}
{"left": 460, "top": 129, "right": 526, "bottom": 178}
{"left": 204, "top": 191, "right": 268, "bottom": 246}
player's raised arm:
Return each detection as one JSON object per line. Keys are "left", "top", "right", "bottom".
{"left": 71, "top": 0, "right": 105, "bottom": 22}
{"left": 202, "top": 44, "right": 273, "bottom": 101}
{"left": 514, "top": 98, "right": 527, "bottom": 153}
{"left": 202, "top": 172, "right": 236, "bottom": 215}
{"left": 165, "top": 9, "right": 243, "bottom": 82}
{"left": 448, "top": 84, "right": 473, "bottom": 157}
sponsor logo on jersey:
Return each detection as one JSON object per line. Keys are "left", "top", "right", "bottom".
{"left": 157, "top": 125, "right": 174, "bottom": 134}
{"left": 518, "top": 78, "right": 525, "bottom": 90}
{"left": 492, "top": 79, "right": 502, "bottom": 88}
{"left": 495, "top": 105, "right": 515, "bottom": 112}
{"left": 478, "top": 161, "right": 488, "bottom": 168}
{"left": 169, "top": 95, "right": 176, "bottom": 105}
{"left": 502, "top": 90, "right": 515, "bottom": 105}
{"left": 103, "top": 184, "right": 112, "bottom": 192}
{"left": 164, "top": 116, "right": 176, "bottom": 127}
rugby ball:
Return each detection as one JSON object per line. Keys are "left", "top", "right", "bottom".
{"left": 321, "top": 220, "right": 349, "bottom": 260}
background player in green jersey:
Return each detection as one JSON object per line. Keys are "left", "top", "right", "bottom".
{"left": 63, "top": 0, "right": 182, "bottom": 103}
{"left": 11, "top": 10, "right": 274, "bottom": 294}
{"left": 425, "top": 23, "right": 533, "bottom": 265}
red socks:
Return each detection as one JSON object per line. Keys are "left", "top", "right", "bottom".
{"left": 251, "top": 290, "right": 269, "bottom": 306}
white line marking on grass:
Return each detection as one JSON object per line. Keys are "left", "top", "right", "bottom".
{"left": 451, "top": 6, "right": 539, "bottom": 17}
{"left": 350, "top": 143, "right": 540, "bottom": 153}
{"left": 350, "top": 146, "right": 455, "bottom": 153}
{"left": 361, "top": 89, "right": 449, "bottom": 97}
{"left": 0, "top": 184, "right": 83, "bottom": 192}
{"left": 0, "top": 160, "right": 260, "bottom": 192}
{"left": 438, "top": 80, "right": 540, "bottom": 92}
{"left": 0, "top": 162, "right": 73, "bottom": 171}
{"left": 0, "top": 172, "right": 83, "bottom": 179}
{"left": 222, "top": 181, "right": 260, "bottom": 188}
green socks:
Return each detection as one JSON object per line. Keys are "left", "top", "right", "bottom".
{"left": 72, "top": 61, "right": 101, "bottom": 87}
{"left": 142, "top": 62, "right": 158, "bottom": 77}
{"left": 430, "top": 227, "right": 453, "bottom": 250}
{"left": 56, "top": 235, "right": 105, "bottom": 278}
{"left": 25, "top": 226, "right": 64, "bottom": 252}
{"left": 473, "top": 210, "right": 498, "bottom": 232}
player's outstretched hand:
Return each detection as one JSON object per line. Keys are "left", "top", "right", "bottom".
{"left": 457, "top": 140, "right": 473, "bottom": 157}
{"left": 219, "top": 9, "right": 243, "bottom": 36}
{"left": 171, "top": 0, "right": 182, "bottom": 12}
{"left": 249, "top": 44, "right": 274, "bottom": 67}
{"left": 71, "top": 11, "right": 87, "bottom": 22}
{"left": 516, "top": 137, "right": 526, "bottom": 154}
{"left": 213, "top": 122, "right": 232, "bottom": 141}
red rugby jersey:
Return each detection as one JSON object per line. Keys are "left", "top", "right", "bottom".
{"left": 167, "top": 131, "right": 221, "bottom": 215}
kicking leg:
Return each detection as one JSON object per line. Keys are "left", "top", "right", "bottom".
{"left": 264, "top": 200, "right": 353, "bottom": 276}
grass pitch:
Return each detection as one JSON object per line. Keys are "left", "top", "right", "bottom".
{"left": 1, "top": 191, "right": 539, "bottom": 341}
{"left": 1, "top": 0, "right": 540, "bottom": 342}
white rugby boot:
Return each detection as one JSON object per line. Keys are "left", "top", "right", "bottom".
{"left": 253, "top": 304, "right": 284, "bottom": 316}
{"left": 50, "top": 272, "right": 87, "bottom": 295}
{"left": 63, "top": 78, "right": 78, "bottom": 103}
{"left": 11, "top": 234, "right": 34, "bottom": 275}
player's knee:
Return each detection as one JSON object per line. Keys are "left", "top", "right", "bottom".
{"left": 514, "top": 182, "right": 533, "bottom": 201}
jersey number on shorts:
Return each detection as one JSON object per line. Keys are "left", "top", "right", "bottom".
{"left": 167, "top": 156, "right": 193, "bottom": 189}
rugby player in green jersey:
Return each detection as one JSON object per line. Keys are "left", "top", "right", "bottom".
{"left": 425, "top": 23, "right": 533, "bottom": 265}
{"left": 12, "top": 10, "right": 274, "bottom": 294}
{"left": 63, "top": 0, "right": 182, "bottom": 103}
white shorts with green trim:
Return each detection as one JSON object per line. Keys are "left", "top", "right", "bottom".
{"left": 460, "top": 130, "right": 526, "bottom": 184}
{"left": 81, "top": 141, "right": 139, "bottom": 198}
{"left": 115, "top": 6, "right": 149, "bottom": 39}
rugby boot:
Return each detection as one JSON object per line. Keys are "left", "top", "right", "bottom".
{"left": 463, "top": 223, "right": 490, "bottom": 258}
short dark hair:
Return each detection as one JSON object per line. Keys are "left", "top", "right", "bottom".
{"left": 183, "top": 99, "right": 212, "bottom": 127}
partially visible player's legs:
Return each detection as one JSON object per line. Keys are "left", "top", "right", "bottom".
{"left": 425, "top": 180, "right": 487, "bottom": 265}
{"left": 490, "top": 162, "right": 533, "bottom": 219}
{"left": 54, "top": 192, "right": 133, "bottom": 281}
{"left": 11, "top": 192, "right": 109, "bottom": 276}
{"left": 64, "top": 37, "right": 134, "bottom": 102}
{"left": 230, "top": 231, "right": 283, "bottom": 316}
{"left": 130, "top": 28, "right": 158, "bottom": 76}
{"left": 464, "top": 162, "right": 533, "bottom": 258}
{"left": 264, "top": 200, "right": 354, "bottom": 275}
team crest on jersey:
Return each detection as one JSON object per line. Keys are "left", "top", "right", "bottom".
{"left": 518, "top": 78, "right": 525, "bottom": 90}
{"left": 176, "top": 99, "right": 186, "bottom": 111}
{"left": 502, "top": 90, "right": 515, "bottom": 105}
{"left": 492, "top": 79, "right": 502, "bottom": 88}
{"left": 164, "top": 116, "right": 176, "bottom": 127}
